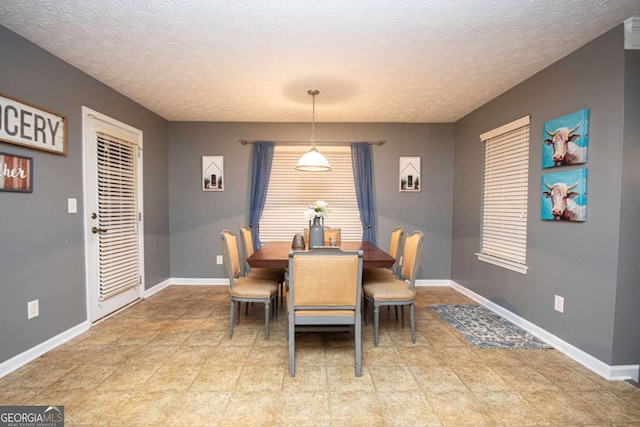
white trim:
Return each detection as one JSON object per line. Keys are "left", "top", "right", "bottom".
{"left": 479, "top": 115, "right": 530, "bottom": 141}
{"left": 82, "top": 107, "right": 145, "bottom": 322}
{"left": 4, "top": 279, "right": 637, "bottom": 383}
{"left": 170, "top": 278, "right": 229, "bottom": 286}
{"left": 169, "top": 278, "right": 454, "bottom": 288}
{"left": 143, "top": 278, "right": 172, "bottom": 298}
{"left": 0, "top": 276, "right": 170, "bottom": 379}
{"left": 0, "top": 321, "right": 90, "bottom": 379}
{"left": 625, "top": 16, "right": 640, "bottom": 50}
{"left": 449, "top": 280, "right": 640, "bottom": 382}
{"left": 475, "top": 252, "right": 529, "bottom": 274}
{"left": 415, "top": 279, "right": 455, "bottom": 287}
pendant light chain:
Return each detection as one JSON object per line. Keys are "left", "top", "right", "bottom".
{"left": 309, "top": 89, "right": 318, "bottom": 147}
{"left": 295, "top": 89, "right": 331, "bottom": 171}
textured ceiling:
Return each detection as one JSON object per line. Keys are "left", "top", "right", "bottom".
{"left": 1, "top": 1, "right": 639, "bottom": 123}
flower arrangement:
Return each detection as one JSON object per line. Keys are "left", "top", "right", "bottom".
{"left": 303, "top": 200, "right": 329, "bottom": 221}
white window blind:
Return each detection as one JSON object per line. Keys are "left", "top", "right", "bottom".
{"left": 96, "top": 132, "right": 140, "bottom": 300}
{"left": 259, "top": 146, "right": 363, "bottom": 242}
{"left": 476, "top": 116, "right": 530, "bottom": 274}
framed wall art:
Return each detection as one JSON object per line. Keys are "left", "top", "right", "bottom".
{"left": 399, "top": 157, "right": 421, "bottom": 192}
{"left": 542, "top": 109, "right": 589, "bottom": 168}
{"left": 0, "top": 92, "right": 67, "bottom": 155}
{"left": 0, "top": 152, "right": 33, "bottom": 193}
{"left": 202, "top": 156, "right": 224, "bottom": 191}
{"left": 541, "top": 168, "right": 587, "bottom": 222}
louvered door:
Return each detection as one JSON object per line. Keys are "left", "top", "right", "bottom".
{"left": 84, "top": 108, "right": 143, "bottom": 322}
{"left": 96, "top": 133, "right": 140, "bottom": 300}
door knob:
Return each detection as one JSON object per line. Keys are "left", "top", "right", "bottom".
{"left": 92, "top": 227, "right": 107, "bottom": 234}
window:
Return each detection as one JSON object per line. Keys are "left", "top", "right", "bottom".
{"left": 260, "top": 146, "right": 363, "bottom": 242}
{"left": 476, "top": 115, "right": 530, "bottom": 274}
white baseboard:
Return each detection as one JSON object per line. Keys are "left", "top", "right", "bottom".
{"left": 143, "top": 278, "right": 172, "bottom": 298}
{"left": 0, "top": 320, "right": 90, "bottom": 379}
{"left": 144, "top": 278, "right": 227, "bottom": 298}
{"left": 415, "top": 279, "right": 454, "bottom": 287}
{"left": 0, "top": 277, "right": 172, "bottom": 380}
{"left": 170, "top": 278, "right": 228, "bottom": 286}
{"left": 173, "top": 278, "right": 449, "bottom": 287}
{"left": 4, "top": 278, "right": 637, "bottom": 383}
{"left": 449, "top": 280, "right": 640, "bottom": 382}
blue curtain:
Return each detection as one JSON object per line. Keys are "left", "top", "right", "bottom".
{"left": 351, "top": 143, "right": 377, "bottom": 245}
{"left": 248, "top": 141, "right": 275, "bottom": 248}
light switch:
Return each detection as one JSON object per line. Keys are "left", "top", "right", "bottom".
{"left": 68, "top": 198, "right": 77, "bottom": 213}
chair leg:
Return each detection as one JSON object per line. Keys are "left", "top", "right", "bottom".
{"left": 363, "top": 298, "right": 368, "bottom": 325}
{"left": 236, "top": 302, "right": 241, "bottom": 324}
{"left": 228, "top": 300, "right": 235, "bottom": 338}
{"left": 401, "top": 305, "right": 405, "bottom": 328}
{"left": 410, "top": 303, "right": 416, "bottom": 344}
{"left": 274, "top": 294, "right": 278, "bottom": 319}
{"left": 288, "top": 313, "right": 296, "bottom": 376}
{"left": 374, "top": 303, "right": 380, "bottom": 347}
{"left": 355, "top": 314, "right": 362, "bottom": 377}
{"left": 264, "top": 300, "right": 270, "bottom": 340}
{"left": 280, "top": 282, "right": 284, "bottom": 307}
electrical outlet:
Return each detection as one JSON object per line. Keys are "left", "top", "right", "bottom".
{"left": 554, "top": 295, "right": 564, "bottom": 313}
{"left": 216, "top": 255, "right": 223, "bottom": 265}
{"left": 28, "top": 299, "right": 39, "bottom": 319}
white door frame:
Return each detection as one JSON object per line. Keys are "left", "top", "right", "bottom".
{"left": 82, "top": 107, "right": 145, "bottom": 322}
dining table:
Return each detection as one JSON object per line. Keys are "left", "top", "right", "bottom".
{"left": 247, "top": 241, "right": 395, "bottom": 269}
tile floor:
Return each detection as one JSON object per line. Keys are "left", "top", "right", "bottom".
{"left": 0, "top": 286, "right": 638, "bottom": 426}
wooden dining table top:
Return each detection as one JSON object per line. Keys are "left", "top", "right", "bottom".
{"left": 247, "top": 241, "right": 395, "bottom": 269}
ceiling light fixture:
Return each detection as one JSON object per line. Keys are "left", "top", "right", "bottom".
{"left": 295, "top": 89, "right": 331, "bottom": 172}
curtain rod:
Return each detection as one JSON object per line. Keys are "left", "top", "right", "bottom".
{"left": 239, "top": 139, "right": 385, "bottom": 146}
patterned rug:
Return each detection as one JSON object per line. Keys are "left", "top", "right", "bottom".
{"left": 429, "top": 304, "right": 552, "bottom": 349}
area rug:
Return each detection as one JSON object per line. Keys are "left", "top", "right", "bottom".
{"left": 429, "top": 304, "right": 552, "bottom": 349}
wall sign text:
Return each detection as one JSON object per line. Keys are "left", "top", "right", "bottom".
{"left": 0, "top": 93, "right": 67, "bottom": 155}
{"left": 0, "top": 152, "right": 32, "bottom": 193}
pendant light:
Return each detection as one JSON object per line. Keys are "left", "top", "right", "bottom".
{"left": 296, "top": 89, "right": 331, "bottom": 172}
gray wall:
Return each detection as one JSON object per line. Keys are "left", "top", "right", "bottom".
{"left": 2, "top": 19, "right": 635, "bottom": 373}
{"left": 0, "top": 26, "right": 170, "bottom": 364}
{"left": 613, "top": 49, "right": 640, "bottom": 366}
{"left": 168, "top": 122, "right": 455, "bottom": 280}
{"left": 452, "top": 26, "right": 638, "bottom": 365}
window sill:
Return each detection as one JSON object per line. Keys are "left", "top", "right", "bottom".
{"left": 475, "top": 253, "right": 528, "bottom": 275}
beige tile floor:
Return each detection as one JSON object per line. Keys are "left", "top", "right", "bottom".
{"left": 1, "top": 285, "right": 638, "bottom": 426}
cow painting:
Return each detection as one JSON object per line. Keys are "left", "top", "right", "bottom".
{"left": 542, "top": 110, "right": 589, "bottom": 168}
{"left": 544, "top": 122, "right": 587, "bottom": 166}
{"left": 541, "top": 169, "right": 587, "bottom": 222}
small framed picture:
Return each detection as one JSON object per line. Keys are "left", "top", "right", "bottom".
{"left": 0, "top": 152, "right": 33, "bottom": 193}
{"left": 399, "top": 157, "right": 420, "bottom": 192}
{"left": 202, "top": 156, "right": 224, "bottom": 191}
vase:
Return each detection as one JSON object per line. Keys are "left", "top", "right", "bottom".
{"left": 308, "top": 216, "right": 324, "bottom": 249}
{"left": 291, "top": 233, "right": 305, "bottom": 250}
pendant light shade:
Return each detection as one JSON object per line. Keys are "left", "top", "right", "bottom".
{"left": 296, "top": 147, "right": 331, "bottom": 171}
{"left": 295, "top": 89, "right": 331, "bottom": 172}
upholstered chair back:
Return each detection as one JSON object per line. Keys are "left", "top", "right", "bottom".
{"left": 399, "top": 231, "right": 424, "bottom": 288}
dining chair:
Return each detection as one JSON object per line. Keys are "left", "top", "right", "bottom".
{"left": 239, "top": 225, "right": 286, "bottom": 299}
{"left": 363, "top": 227, "right": 403, "bottom": 281}
{"left": 323, "top": 226, "right": 341, "bottom": 245}
{"left": 287, "top": 247, "right": 363, "bottom": 377}
{"left": 303, "top": 226, "right": 342, "bottom": 247}
{"left": 221, "top": 230, "right": 279, "bottom": 340}
{"left": 363, "top": 231, "right": 423, "bottom": 346}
